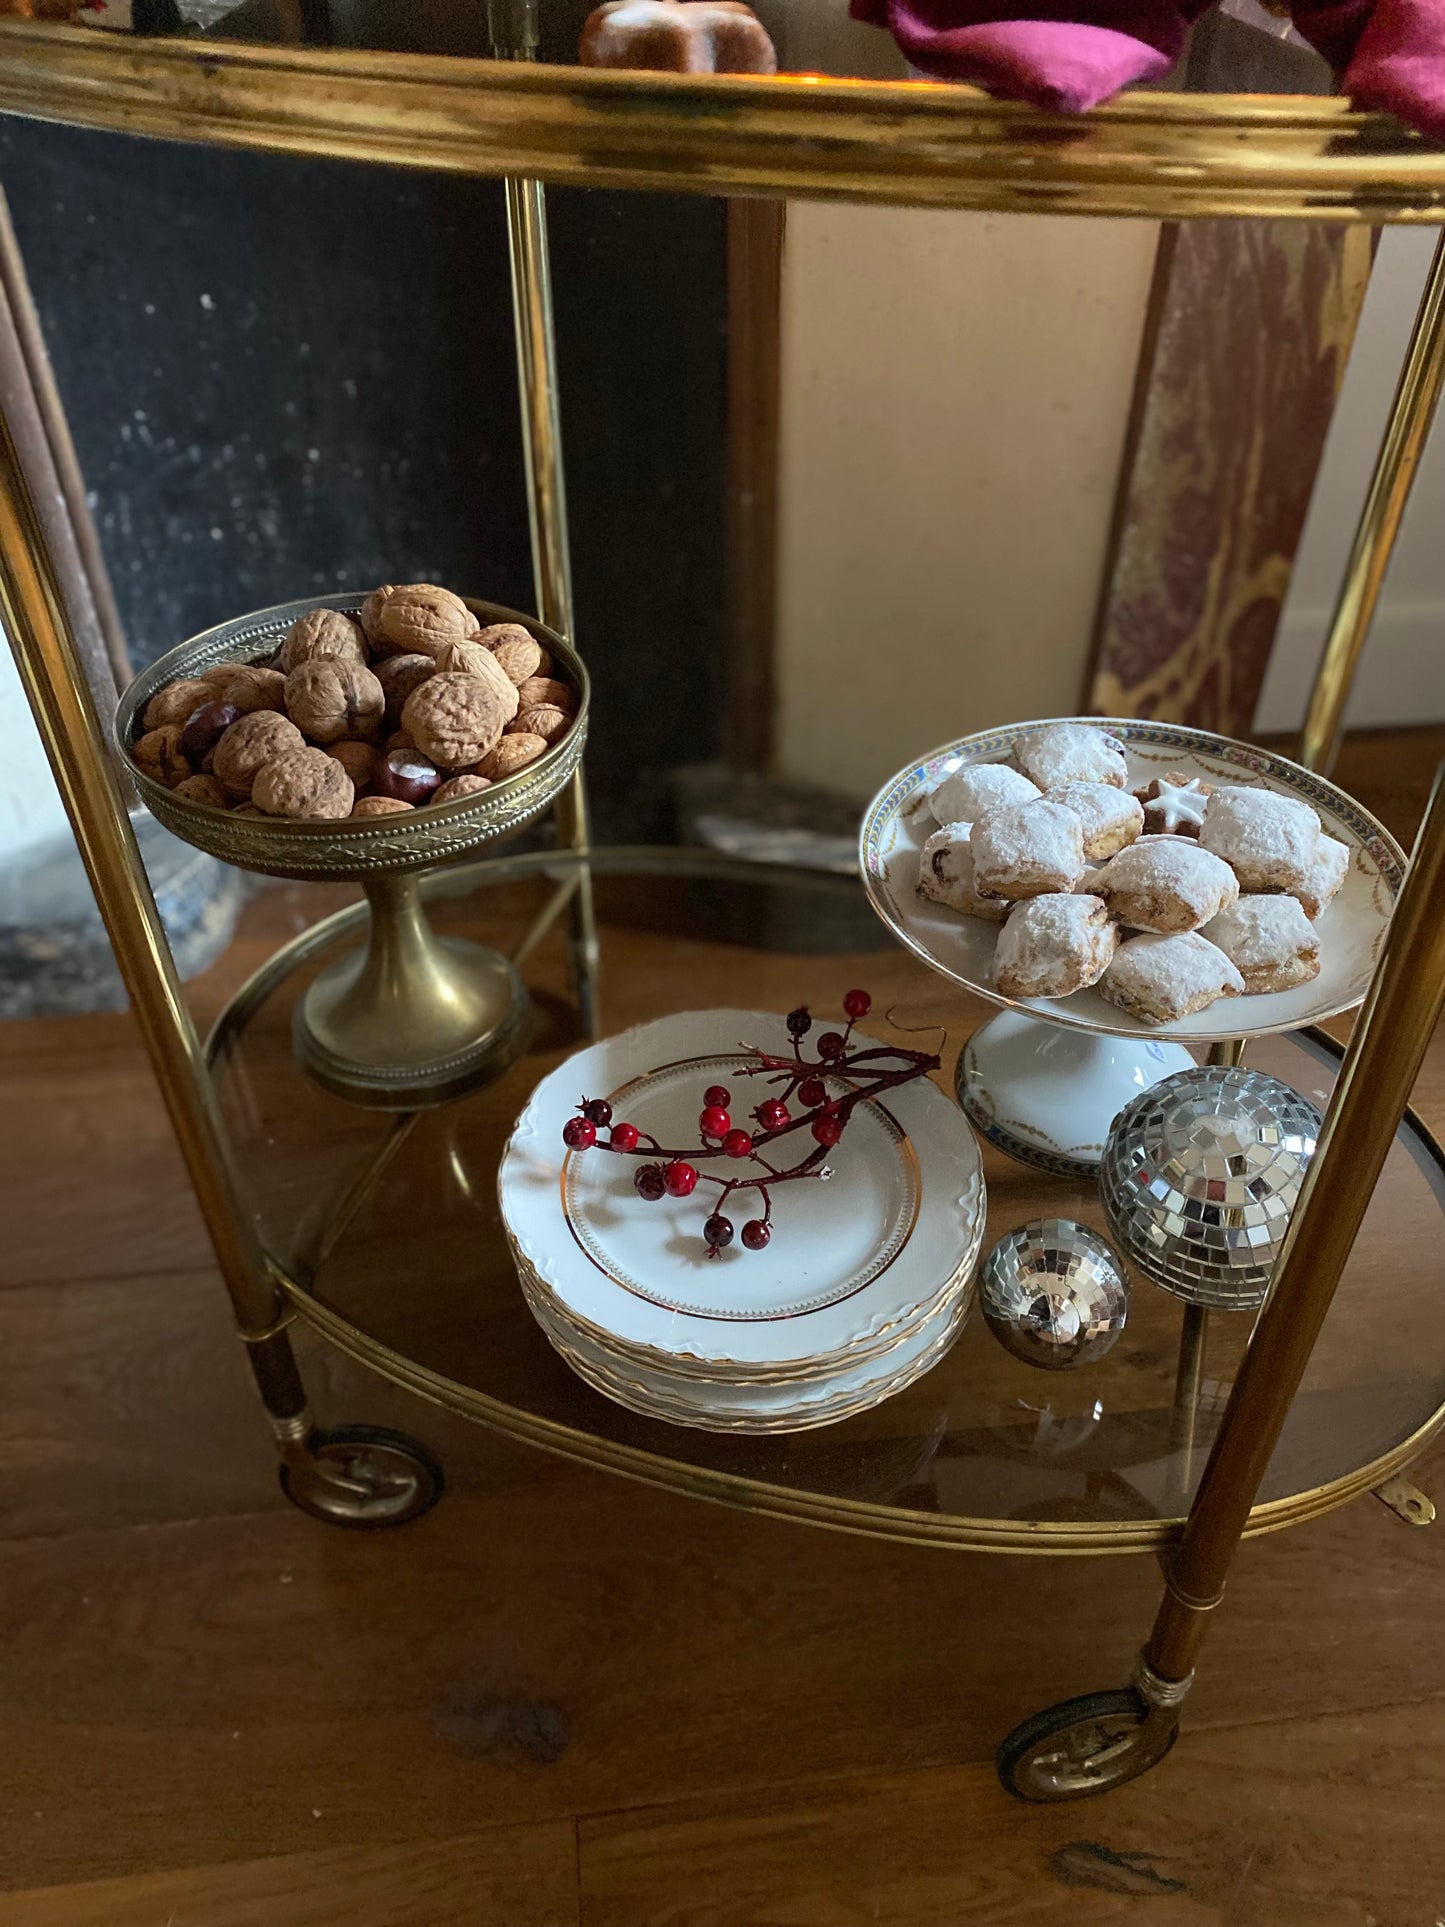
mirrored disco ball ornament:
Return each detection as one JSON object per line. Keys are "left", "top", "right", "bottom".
{"left": 1099, "top": 1066, "right": 1322, "bottom": 1311}
{"left": 980, "top": 1219, "right": 1129, "bottom": 1370}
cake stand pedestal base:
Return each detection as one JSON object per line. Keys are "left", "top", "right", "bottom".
{"left": 295, "top": 872, "right": 529, "bottom": 1109}
{"left": 957, "top": 1009, "right": 1193, "bottom": 1177}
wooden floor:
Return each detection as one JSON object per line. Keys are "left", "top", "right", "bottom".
{"left": 3, "top": 726, "right": 1445, "bottom": 1926}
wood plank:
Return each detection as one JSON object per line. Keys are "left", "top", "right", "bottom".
{"left": 1, "top": 1825, "right": 579, "bottom": 1927}
{"left": 577, "top": 1697, "right": 1445, "bottom": 1927}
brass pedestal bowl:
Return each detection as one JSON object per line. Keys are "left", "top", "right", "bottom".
{"left": 115, "top": 593, "right": 589, "bottom": 1108}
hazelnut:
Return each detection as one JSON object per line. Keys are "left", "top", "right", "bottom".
{"left": 373, "top": 583, "right": 479, "bottom": 659}
{"left": 515, "top": 675, "right": 575, "bottom": 715}
{"left": 373, "top": 744, "right": 444, "bottom": 806}
{"left": 401, "top": 673, "right": 511, "bottom": 769}
{"left": 328, "top": 740, "right": 380, "bottom": 790}
{"left": 253, "top": 746, "right": 355, "bottom": 820}
{"left": 213, "top": 710, "right": 305, "bottom": 799}
{"left": 434, "top": 640, "right": 521, "bottom": 722}
{"left": 180, "top": 701, "right": 242, "bottom": 764}
{"left": 132, "top": 725, "right": 191, "bottom": 788}
{"left": 477, "top": 623, "right": 544, "bottom": 685}
{"left": 385, "top": 729, "right": 416, "bottom": 752}
{"left": 174, "top": 773, "right": 228, "bottom": 809}
{"left": 433, "top": 774, "right": 492, "bottom": 805}
{"left": 358, "top": 583, "right": 397, "bottom": 646}
{"left": 214, "top": 665, "right": 288, "bottom": 715}
{"left": 351, "top": 795, "right": 415, "bottom": 818}
{"left": 278, "top": 608, "right": 368, "bottom": 673}
{"left": 477, "top": 732, "right": 548, "bottom": 780}
{"left": 143, "top": 678, "right": 214, "bottom": 731}
{"left": 374, "top": 652, "right": 437, "bottom": 727}
{"left": 285, "top": 659, "right": 385, "bottom": 745}
{"left": 510, "top": 703, "right": 570, "bottom": 746}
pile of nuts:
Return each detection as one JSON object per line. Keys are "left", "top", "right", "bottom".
{"left": 126, "top": 584, "right": 578, "bottom": 822}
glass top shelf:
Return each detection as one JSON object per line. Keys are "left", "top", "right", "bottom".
{"left": 208, "top": 850, "right": 1445, "bottom": 1555}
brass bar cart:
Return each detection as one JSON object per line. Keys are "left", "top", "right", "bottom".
{"left": 3, "top": 14, "right": 1445, "bottom": 1803}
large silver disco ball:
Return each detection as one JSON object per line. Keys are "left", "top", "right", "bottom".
{"left": 980, "top": 1219, "right": 1129, "bottom": 1370}
{"left": 1099, "top": 1065, "right": 1321, "bottom": 1311}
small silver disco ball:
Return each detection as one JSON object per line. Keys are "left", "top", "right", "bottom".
{"left": 1099, "top": 1065, "right": 1321, "bottom": 1311}
{"left": 980, "top": 1219, "right": 1129, "bottom": 1371}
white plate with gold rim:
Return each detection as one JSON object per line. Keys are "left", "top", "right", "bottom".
{"left": 499, "top": 1009, "right": 986, "bottom": 1375}
{"left": 522, "top": 1271, "right": 970, "bottom": 1433}
{"left": 860, "top": 717, "right": 1406, "bottom": 1043}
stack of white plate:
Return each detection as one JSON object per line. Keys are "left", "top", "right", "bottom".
{"left": 499, "top": 1009, "right": 987, "bottom": 1433}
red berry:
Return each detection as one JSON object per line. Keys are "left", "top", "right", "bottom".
{"left": 583, "top": 1098, "right": 613, "bottom": 1127}
{"left": 703, "top": 1212, "right": 734, "bottom": 1251}
{"left": 786, "top": 1007, "right": 812, "bottom": 1038}
{"left": 756, "top": 1099, "right": 790, "bottom": 1132}
{"left": 798, "top": 1077, "right": 828, "bottom": 1109}
{"left": 704, "top": 1085, "right": 731, "bottom": 1109}
{"left": 563, "top": 1116, "right": 596, "bottom": 1150}
{"left": 817, "top": 1031, "right": 846, "bottom": 1060}
{"left": 843, "top": 988, "right": 872, "bottom": 1020}
{"left": 634, "top": 1164, "right": 666, "bottom": 1201}
{"left": 722, "top": 1129, "right": 753, "bottom": 1159}
{"left": 699, "top": 1105, "right": 731, "bottom": 1138}
{"left": 663, "top": 1160, "right": 698, "bottom": 1197}
{"left": 812, "top": 1114, "right": 843, "bottom": 1146}
{"left": 610, "top": 1122, "right": 640, "bottom": 1152}
{"left": 741, "top": 1218, "right": 771, "bottom": 1251}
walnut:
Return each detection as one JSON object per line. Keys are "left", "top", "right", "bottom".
{"left": 358, "top": 584, "right": 396, "bottom": 646}
{"left": 374, "top": 652, "right": 437, "bottom": 727}
{"left": 143, "top": 677, "right": 213, "bottom": 731}
{"left": 173, "top": 773, "right": 228, "bottom": 809}
{"left": 253, "top": 746, "right": 355, "bottom": 820}
{"left": 401, "top": 673, "right": 511, "bottom": 769}
{"left": 132, "top": 725, "right": 191, "bottom": 788}
{"left": 212, "top": 710, "right": 305, "bottom": 799}
{"left": 328, "top": 740, "right": 381, "bottom": 790}
{"left": 373, "top": 584, "right": 480, "bottom": 660}
{"left": 434, "top": 640, "right": 521, "bottom": 722}
{"left": 477, "top": 732, "right": 548, "bottom": 780}
{"left": 510, "top": 703, "right": 571, "bottom": 746}
{"left": 285, "top": 659, "right": 385, "bottom": 745}
{"left": 200, "top": 662, "right": 249, "bottom": 695}
{"left": 214, "top": 665, "right": 288, "bottom": 715}
{"left": 351, "top": 795, "right": 414, "bottom": 817}
{"left": 515, "top": 675, "right": 575, "bottom": 715}
{"left": 433, "top": 774, "right": 493, "bottom": 805}
{"left": 476, "top": 622, "right": 544, "bottom": 686}
{"left": 278, "top": 608, "right": 368, "bottom": 673}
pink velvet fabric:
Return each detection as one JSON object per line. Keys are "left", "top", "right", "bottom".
{"left": 851, "top": 0, "right": 1445, "bottom": 134}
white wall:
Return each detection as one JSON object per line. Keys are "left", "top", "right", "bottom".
{"left": 772, "top": 206, "right": 1160, "bottom": 798}
{"left": 1257, "top": 228, "right": 1445, "bottom": 733}
{"left": 0, "top": 631, "right": 73, "bottom": 865}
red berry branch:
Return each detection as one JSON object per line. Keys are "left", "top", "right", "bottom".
{"left": 561, "top": 991, "right": 940, "bottom": 1258}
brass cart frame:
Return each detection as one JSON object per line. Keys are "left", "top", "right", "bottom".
{"left": 3, "top": 18, "right": 1445, "bottom": 1800}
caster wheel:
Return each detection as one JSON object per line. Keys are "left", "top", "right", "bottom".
{"left": 997, "top": 1689, "right": 1176, "bottom": 1802}
{"left": 279, "top": 1424, "right": 444, "bottom": 1529}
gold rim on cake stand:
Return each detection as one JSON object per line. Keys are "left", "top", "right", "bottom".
{"left": 114, "top": 591, "right": 589, "bottom": 1108}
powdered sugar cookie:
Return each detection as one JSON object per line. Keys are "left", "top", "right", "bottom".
{"left": 1134, "top": 771, "right": 1211, "bottom": 838}
{"left": 1199, "top": 785, "right": 1321, "bottom": 893}
{"left": 1046, "top": 781, "right": 1144, "bottom": 860}
{"left": 993, "top": 893, "right": 1118, "bottom": 999}
{"left": 930, "top": 762, "right": 1039, "bottom": 827}
{"left": 1014, "top": 722, "right": 1128, "bottom": 791}
{"left": 971, "top": 798, "right": 1086, "bottom": 900}
{"left": 1201, "top": 896, "right": 1320, "bottom": 994}
{"left": 1100, "top": 931, "right": 1245, "bottom": 1025}
{"left": 1291, "top": 833, "right": 1350, "bottom": 920}
{"left": 1094, "top": 835, "right": 1238, "bottom": 934}
{"left": 917, "top": 823, "right": 1009, "bottom": 922}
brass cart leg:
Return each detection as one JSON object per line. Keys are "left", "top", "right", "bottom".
{"left": 0, "top": 408, "right": 442, "bottom": 1529}
{"left": 498, "top": 9, "right": 600, "bottom": 1038}
{"left": 999, "top": 770, "right": 1445, "bottom": 1799}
